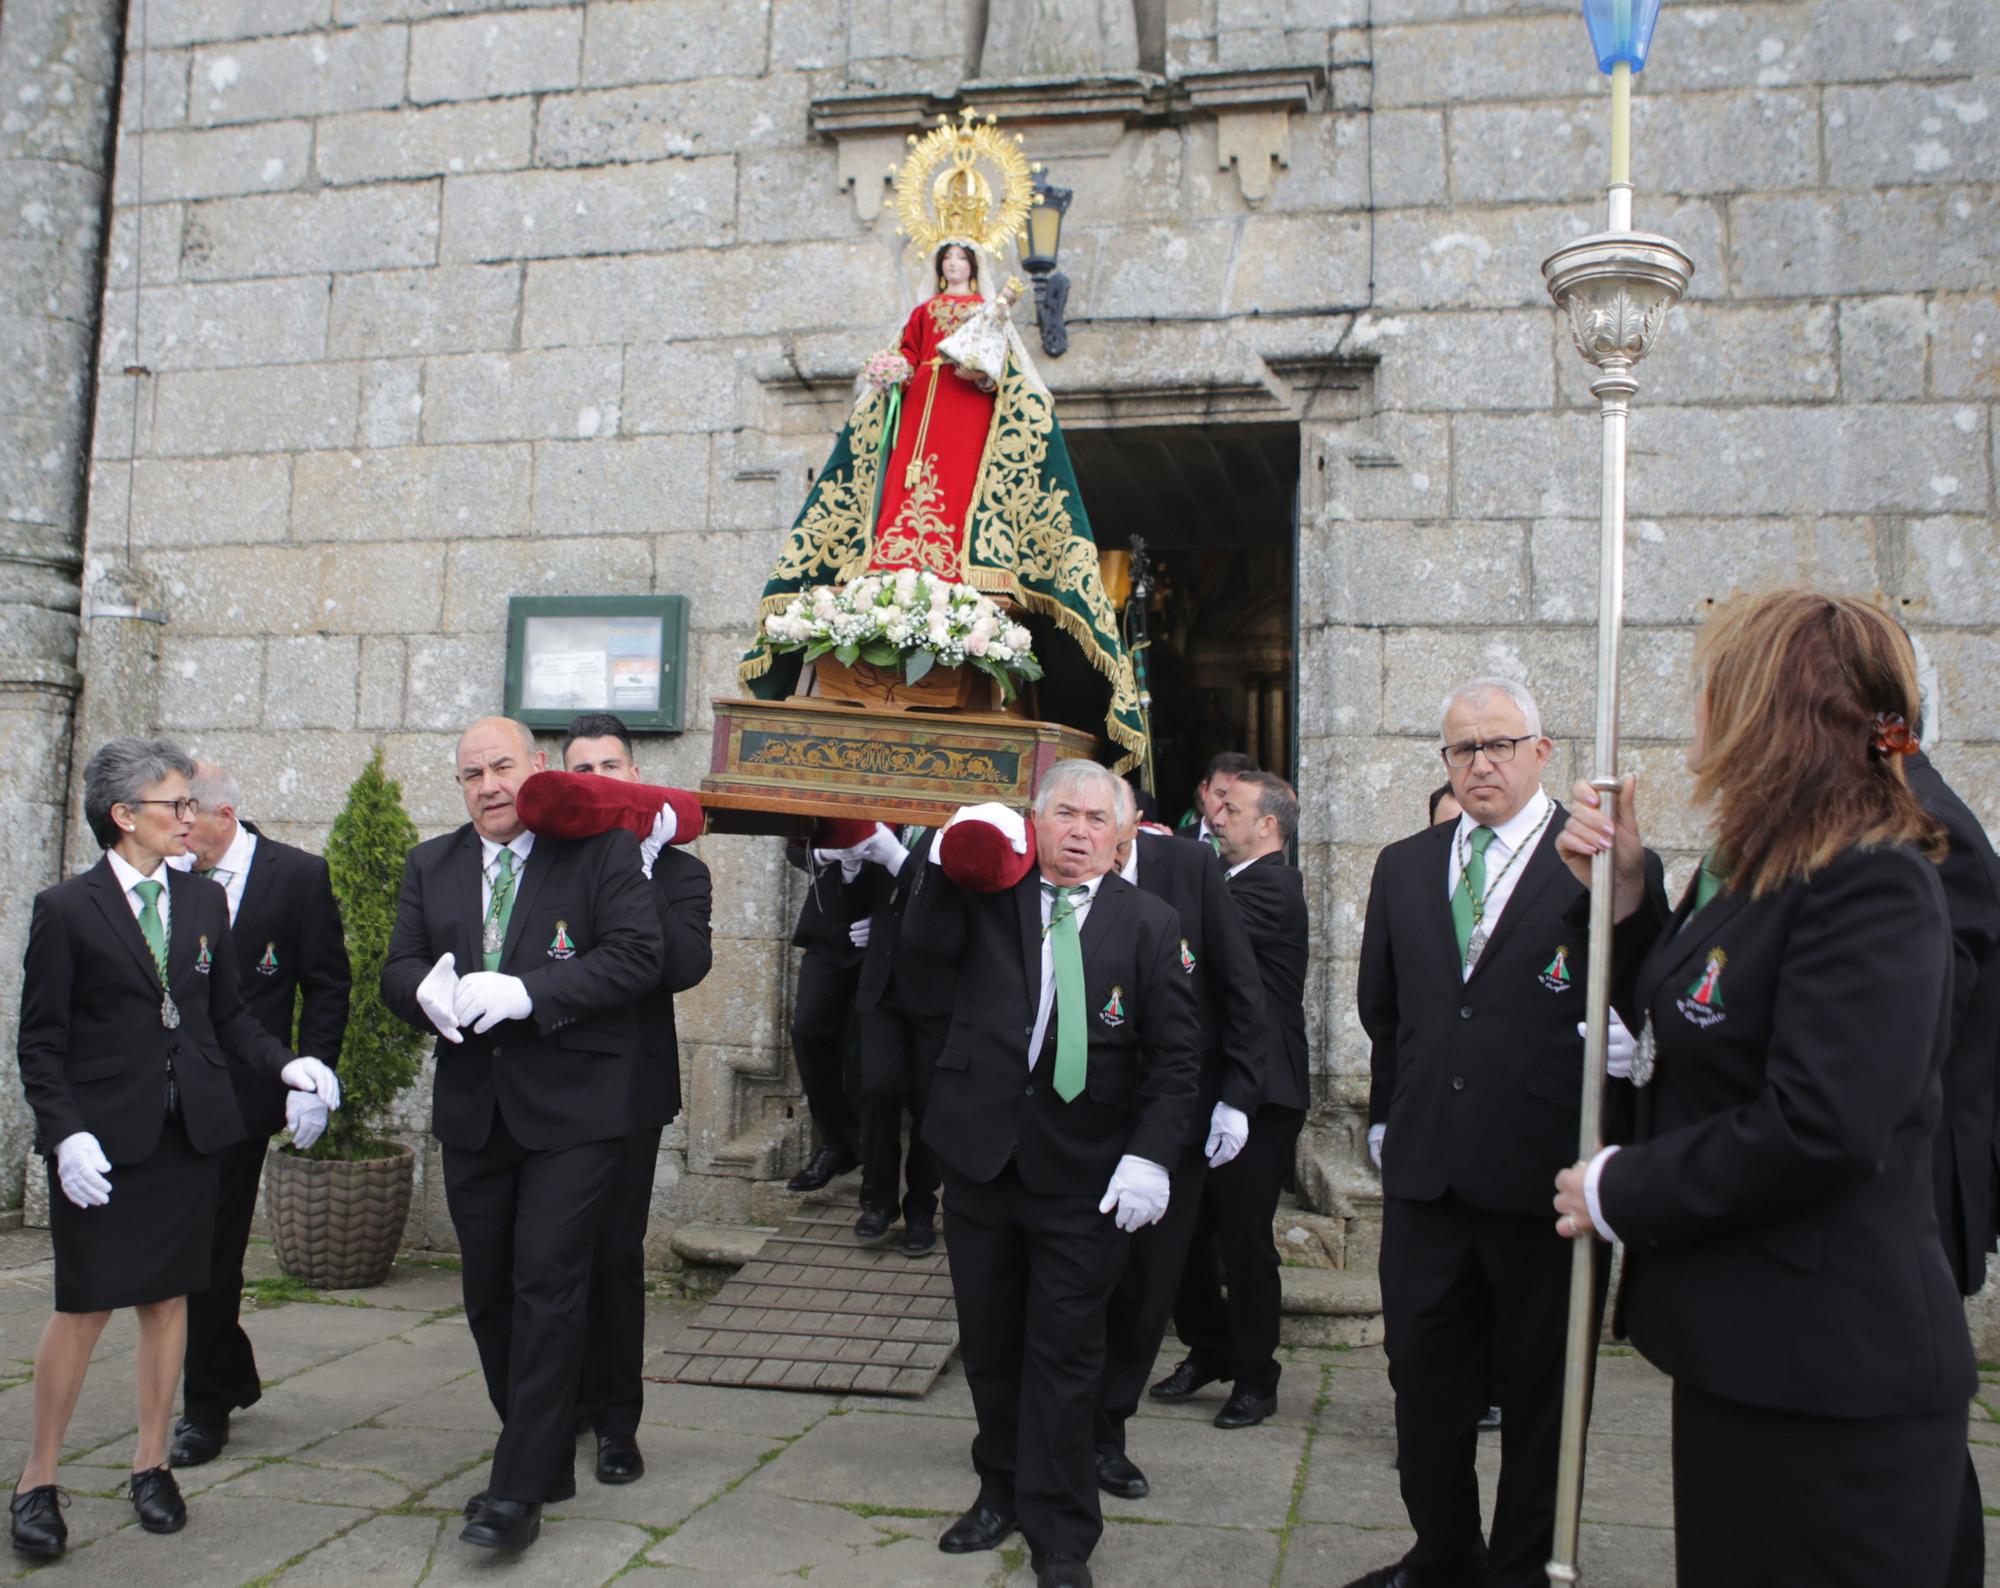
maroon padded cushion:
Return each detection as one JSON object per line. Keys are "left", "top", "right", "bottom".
{"left": 514, "top": 769, "right": 706, "bottom": 844}
{"left": 937, "top": 813, "right": 1038, "bottom": 893}
{"left": 811, "top": 818, "right": 879, "bottom": 851}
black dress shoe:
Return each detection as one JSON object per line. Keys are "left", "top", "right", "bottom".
{"left": 596, "top": 1434, "right": 644, "bottom": 1484}
{"left": 853, "top": 1206, "right": 895, "bottom": 1245}
{"left": 1034, "top": 1551, "right": 1094, "bottom": 1588}
{"left": 1337, "top": 1563, "right": 1414, "bottom": 1588}
{"left": 130, "top": 1466, "right": 186, "bottom": 1534}
{"left": 937, "top": 1501, "right": 1016, "bottom": 1553}
{"left": 10, "top": 1485, "right": 66, "bottom": 1560}
{"left": 1213, "top": 1386, "right": 1278, "bottom": 1429}
{"left": 1149, "top": 1359, "right": 1226, "bottom": 1401}
{"left": 1094, "top": 1449, "right": 1149, "bottom": 1499}
{"left": 169, "top": 1416, "right": 228, "bottom": 1467}
{"left": 461, "top": 1497, "right": 541, "bottom": 1551}
{"left": 462, "top": 1470, "right": 577, "bottom": 1517}
{"left": 787, "top": 1145, "right": 857, "bottom": 1193}
{"left": 899, "top": 1219, "right": 937, "bottom": 1257}
{"left": 1477, "top": 1403, "right": 1502, "bottom": 1431}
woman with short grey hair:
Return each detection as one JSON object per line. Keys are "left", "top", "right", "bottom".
{"left": 12, "top": 738, "right": 340, "bottom": 1559}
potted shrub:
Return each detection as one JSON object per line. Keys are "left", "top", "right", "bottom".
{"left": 264, "top": 748, "right": 426, "bottom": 1289}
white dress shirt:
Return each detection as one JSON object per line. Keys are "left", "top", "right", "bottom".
{"left": 1028, "top": 872, "right": 1102, "bottom": 1069}
{"left": 107, "top": 847, "right": 171, "bottom": 938}
{"left": 1227, "top": 855, "right": 1260, "bottom": 879}
{"left": 479, "top": 831, "right": 534, "bottom": 914}
{"left": 1443, "top": 787, "right": 1554, "bottom": 982}
{"left": 202, "top": 821, "right": 258, "bottom": 925}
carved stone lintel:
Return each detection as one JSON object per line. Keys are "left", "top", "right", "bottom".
{"left": 833, "top": 130, "right": 907, "bottom": 224}
{"left": 1214, "top": 107, "right": 1291, "bottom": 205}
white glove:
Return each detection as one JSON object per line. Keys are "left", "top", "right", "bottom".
{"left": 639, "top": 801, "right": 677, "bottom": 878}
{"left": 849, "top": 917, "right": 872, "bottom": 949}
{"left": 285, "top": 1088, "right": 330, "bottom": 1151}
{"left": 1097, "top": 1154, "right": 1171, "bottom": 1232}
{"left": 417, "top": 951, "right": 463, "bottom": 1045}
{"left": 281, "top": 1056, "right": 342, "bottom": 1111}
{"left": 1580, "top": 1017, "right": 1639, "bottom": 1080}
{"left": 811, "top": 848, "right": 864, "bottom": 882}
{"left": 854, "top": 823, "right": 909, "bottom": 875}
{"left": 1367, "top": 1123, "right": 1386, "bottom": 1170}
{"left": 453, "top": 971, "right": 533, "bottom": 1034}
{"left": 939, "top": 802, "right": 1027, "bottom": 856}
{"left": 55, "top": 1132, "right": 113, "bottom": 1210}
{"left": 1204, "top": 1102, "right": 1250, "bottom": 1169}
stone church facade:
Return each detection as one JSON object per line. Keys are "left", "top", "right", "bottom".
{"left": 1, "top": 0, "right": 1993, "bottom": 1258}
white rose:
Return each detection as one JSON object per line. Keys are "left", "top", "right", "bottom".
{"left": 894, "top": 567, "right": 919, "bottom": 604}
{"left": 926, "top": 613, "right": 950, "bottom": 645}
{"left": 1006, "top": 624, "right": 1032, "bottom": 652}
{"left": 969, "top": 613, "right": 997, "bottom": 643}
{"left": 967, "top": 632, "right": 990, "bottom": 656}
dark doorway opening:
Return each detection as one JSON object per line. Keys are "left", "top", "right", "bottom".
{"left": 1065, "top": 422, "right": 1299, "bottom": 821}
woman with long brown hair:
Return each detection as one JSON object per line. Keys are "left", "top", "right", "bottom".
{"left": 1551, "top": 589, "right": 1973, "bottom": 1587}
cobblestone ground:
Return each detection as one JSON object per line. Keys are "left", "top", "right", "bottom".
{"left": 0, "top": 1230, "right": 1992, "bottom": 1586}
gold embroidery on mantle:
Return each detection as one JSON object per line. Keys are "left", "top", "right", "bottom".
{"left": 873, "top": 450, "right": 962, "bottom": 577}
{"left": 925, "top": 295, "right": 981, "bottom": 337}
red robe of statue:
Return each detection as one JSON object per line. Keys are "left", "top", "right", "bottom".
{"left": 866, "top": 293, "right": 997, "bottom": 578}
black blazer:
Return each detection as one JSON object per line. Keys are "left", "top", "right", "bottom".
{"left": 381, "top": 826, "right": 662, "bottom": 1153}
{"left": 788, "top": 840, "right": 868, "bottom": 963}
{"left": 1131, "top": 832, "right": 1270, "bottom": 1136}
{"left": 854, "top": 830, "right": 959, "bottom": 1028}
{"left": 919, "top": 869, "right": 1202, "bottom": 1194}
{"left": 634, "top": 845, "right": 712, "bottom": 1129}
{"left": 1600, "top": 842, "right": 1975, "bottom": 1420}
{"left": 1357, "top": 805, "right": 1652, "bottom": 1218}
{"left": 1905, "top": 753, "right": 2000, "bottom": 1295}
{"left": 18, "top": 859, "right": 295, "bottom": 1164}
{"left": 1224, "top": 850, "right": 1309, "bottom": 1112}
{"left": 225, "top": 822, "right": 352, "bottom": 1137}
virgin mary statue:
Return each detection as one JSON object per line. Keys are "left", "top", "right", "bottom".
{"left": 738, "top": 111, "right": 1145, "bottom": 772}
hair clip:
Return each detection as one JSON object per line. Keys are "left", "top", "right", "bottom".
{"left": 1870, "top": 711, "right": 1917, "bottom": 756}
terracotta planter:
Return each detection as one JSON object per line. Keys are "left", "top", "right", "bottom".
{"left": 265, "top": 1141, "right": 415, "bottom": 1290}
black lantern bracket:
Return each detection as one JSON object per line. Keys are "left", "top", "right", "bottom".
{"left": 1023, "top": 167, "right": 1073, "bottom": 358}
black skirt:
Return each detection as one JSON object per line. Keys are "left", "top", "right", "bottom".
{"left": 48, "top": 1112, "right": 217, "bottom": 1313}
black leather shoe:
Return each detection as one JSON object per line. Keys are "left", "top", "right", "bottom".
{"left": 1149, "top": 1359, "right": 1226, "bottom": 1401}
{"left": 130, "top": 1466, "right": 186, "bottom": 1534}
{"left": 787, "top": 1145, "right": 857, "bottom": 1193}
{"left": 1213, "top": 1386, "right": 1278, "bottom": 1429}
{"left": 10, "top": 1485, "right": 66, "bottom": 1560}
{"left": 1337, "top": 1564, "right": 1414, "bottom": 1588}
{"left": 461, "top": 1497, "right": 540, "bottom": 1551}
{"left": 899, "top": 1219, "right": 937, "bottom": 1256}
{"left": 169, "top": 1416, "right": 228, "bottom": 1467}
{"left": 1477, "top": 1403, "right": 1502, "bottom": 1431}
{"left": 1034, "top": 1551, "right": 1094, "bottom": 1588}
{"left": 595, "top": 1434, "right": 644, "bottom": 1485}
{"left": 853, "top": 1206, "right": 895, "bottom": 1245}
{"left": 937, "top": 1501, "right": 1016, "bottom": 1553}
{"left": 1094, "top": 1449, "right": 1149, "bottom": 1500}
{"left": 462, "top": 1470, "right": 576, "bottom": 1517}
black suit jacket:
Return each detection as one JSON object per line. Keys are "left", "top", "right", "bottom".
{"left": 788, "top": 840, "right": 868, "bottom": 963}
{"left": 381, "top": 826, "right": 662, "bottom": 1153}
{"left": 1358, "top": 805, "right": 1651, "bottom": 1218}
{"left": 18, "top": 860, "right": 294, "bottom": 1163}
{"left": 919, "top": 869, "right": 1202, "bottom": 1193}
{"left": 634, "top": 845, "right": 712, "bottom": 1129}
{"left": 1131, "top": 832, "right": 1270, "bottom": 1136}
{"left": 1599, "top": 842, "right": 1975, "bottom": 1420}
{"left": 1224, "top": 850, "right": 1309, "bottom": 1112}
{"left": 224, "top": 822, "right": 352, "bottom": 1136}
{"left": 855, "top": 830, "right": 958, "bottom": 1029}
{"left": 1905, "top": 753, "right": 2000, "bottom": 1295}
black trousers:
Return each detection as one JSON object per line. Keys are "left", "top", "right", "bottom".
{"left": 1172, "top": 1104, "right": 1304, "bottom": 1396}
{"left": 442, "top": 1115, "right": 620, "bottom": 1501}
{"left": 1946, "top": 1447, "right": 1985, "bottom": 1588}
{"left": 181, "top": 1131, "right": 269, "bottom": 1424}
{"left": 1094, "top": 1137, "right": 1207, "bottom": 1454}
{"left": 1671, "top": 1378, "right": 1964, "bottom": 1588}
{"left": 792, "top": 947, "right": 861, "bottom": 1157}
{"left": 1379, "top": 1192, "right": 1605, "bottom": 1588}
{"left": 858, "top": 1009, "right": 941, "bottom": 1224}
{"left": 942, "top": 1161, "right": 1129, "bottom": 1562}
{"left": 578, "top": 1125, "right": 665, "bottom": 1441}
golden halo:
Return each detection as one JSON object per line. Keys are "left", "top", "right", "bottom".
{"left": 893, "top": 106, "right": 1038, "bottom": 257}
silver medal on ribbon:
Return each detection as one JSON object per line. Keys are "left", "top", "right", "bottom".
{"left": 1630, "top": 1022, "right": 1655, "bottom": 1088}
{"left": 161, "top": 990, "right": 181, "bottom": 1030}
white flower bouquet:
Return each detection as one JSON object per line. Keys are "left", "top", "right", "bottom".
{"left": 763, "top": 569, "right": 1044, "bottom": 702}
{"left": 861, "top": 349, "right": 913, "bottom": 393}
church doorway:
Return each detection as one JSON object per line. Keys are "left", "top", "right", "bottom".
{"left": 1064, "top": 422, "right": 1299, "bottom": 821}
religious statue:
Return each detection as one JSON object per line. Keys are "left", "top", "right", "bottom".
{"left": 739, "top": 109, "right": 1145, "bottom": 772}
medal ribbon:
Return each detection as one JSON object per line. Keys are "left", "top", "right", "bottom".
{"left": 483, "top": 847, "right": 517, "bottom": 972}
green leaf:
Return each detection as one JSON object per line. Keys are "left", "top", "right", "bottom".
{"left": 859, "top": 640, "right": 900, "bottom": 667}
{"left": 834, "top": 642, "right": 861, "bottom": 667}
{"left": 904, "top": 649, "right": 936, "bottom": 685}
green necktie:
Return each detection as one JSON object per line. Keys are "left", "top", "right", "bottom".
{"left": 1692, "top": 850, "right": 1728, "bottom": 912}
{"left": 133, "top": 878, "right": 169, "bottom": 986}
{"left": 1044, "top": 882, "right": 1090, "bottom": 1103}
{"left": 1450, "top": 826, "right": 1495, "bottom": 965}
{"left": 198, "top": 867, "right": 217, "bottom": 879}
{"left": 483, "top": 847, "right": 517, "bottom": 972}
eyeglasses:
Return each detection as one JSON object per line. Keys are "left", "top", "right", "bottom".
{"left": 1440, "top": 735, "right": 1536, "bottom": 770}
{"left": 124, "top": 797, "right": 201, "bottom": 820}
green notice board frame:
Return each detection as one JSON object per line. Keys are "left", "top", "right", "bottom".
{"left": 504, "top": 595, "right": 689, "bottom": 734}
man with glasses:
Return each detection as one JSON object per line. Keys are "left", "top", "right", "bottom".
{"left": 382, "top": 717, "right": 662, "bottom": 1555}
{"left": 168, "top": 763, "right": 351, "bottom": 1468}
{"left": 1343, "top": 679, "right": 1660, "bottom": 1588}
